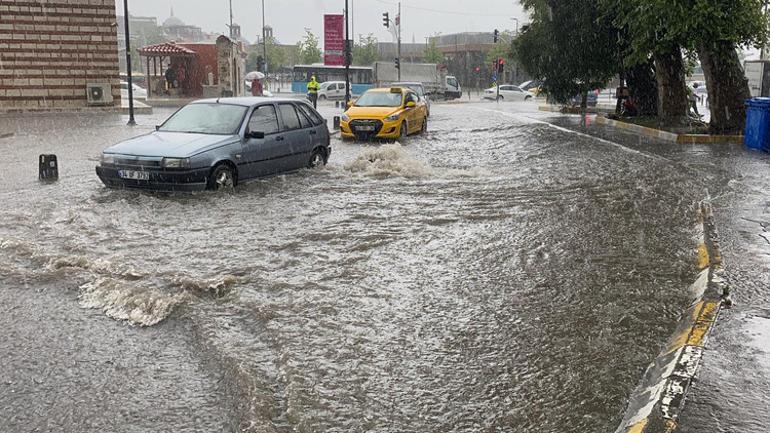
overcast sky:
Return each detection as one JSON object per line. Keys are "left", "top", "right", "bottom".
{"left": 117, "top": 0, "right": 529, "bottom": 45}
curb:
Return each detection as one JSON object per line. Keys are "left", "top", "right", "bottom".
{"left": 614, "top": 201, "right": 727, "bottom": 433}
{"left": 595, "top": 115, "right": 742, "bottom": 145}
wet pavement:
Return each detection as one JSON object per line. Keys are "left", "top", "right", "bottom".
{"left": 0, "top": 99, "right": 765, "bottom": 432}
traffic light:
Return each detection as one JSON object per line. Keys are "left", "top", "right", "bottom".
{"left": 498, "top": 58, "right": 505, "bottom": 74}
{"left": 493, "top": 29, "right": 499, "bottom": 43}
{"left": 395, "top": 57, "right": 400, "bottom": 70}
{"left": 257, "top": 55, "right": 264, "bottom": 72}
{"left": 383, "top": 12, "right": 389, "bottom": 28}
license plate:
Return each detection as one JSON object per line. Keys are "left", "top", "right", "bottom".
{"left": 356, "top": 126, "right": 375, "bottom": 131}
{"left": 118, "top": 170, "right": 150, "bottom": 181}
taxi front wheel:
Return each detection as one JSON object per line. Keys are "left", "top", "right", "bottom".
{"left": 400, "top": 122, "right": 408, "bottom": 140}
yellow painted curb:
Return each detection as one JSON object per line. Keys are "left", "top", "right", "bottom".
{"left": 614, "top": 201, "right": 726, "bottom": 433}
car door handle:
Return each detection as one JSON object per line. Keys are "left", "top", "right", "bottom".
{"left": 310, "top": 130, "right": 317, "bottom": 135}
{"left": 276, "top": 136, "right": 285, "bottom": 141}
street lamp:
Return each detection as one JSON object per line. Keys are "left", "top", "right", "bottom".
{"left": 123, "top": 0, "right": 135, "bottom": 125}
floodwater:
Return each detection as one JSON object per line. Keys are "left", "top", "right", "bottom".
{"left": 0, "top": 102, "right": 709, "bottom": 432}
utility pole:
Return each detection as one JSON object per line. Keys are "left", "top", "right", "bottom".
{"left": 123, "top": 0, "right": 135, "bottom": 125}
{"left": 493, "top": 29, "right": 500, "bottom": 103}
{"left": 344, "top": 0, "right": 351, "bottom": 107}
{"left": 262, "top": 0, "right": 268, "bottom": 80}
{"left": 397, "top": 2, "right": 401, "bottom": 81}
{"left": 762, "top": 0, "right": 769, "bottom": 60}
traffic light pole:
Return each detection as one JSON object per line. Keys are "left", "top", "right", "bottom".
{"left": 344, "top": 0, "right": 351, "bottom": 107}
{"left": 262, "top": 0, "right": 268, "bottom": 81}
{"left": 397, "top": 2, "right": 401, "bottom": 81}
{"left": 123, "top": 0, "right": 135, "bottom": 125}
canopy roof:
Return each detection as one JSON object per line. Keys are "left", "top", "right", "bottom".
{"left": 138, "top": 42, "right": 197, "bottom": 57}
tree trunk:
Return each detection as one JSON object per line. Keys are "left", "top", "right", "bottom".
{"left": 626, "top": 60, "right": 658, "bottom": 116}
{"left": 653, "top": 46, "right": 689, "bottom": 125}
{"left": 581, "top": 91, "right": 588, "bottom": 112}
{"left": 698, "top": 41, "right": 751, "bottom": 134}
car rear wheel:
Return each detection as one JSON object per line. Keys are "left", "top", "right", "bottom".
{"left": 319, "top": 95, "right": 327, "bottom": 101}
{"left": 208, "top": 164, "right": 236, "bottom": 191}
{"left": 308, "top": 148, "right": 326, "bottom": 168}
{"left": 525, "top": 95, "right": 532, "bottom": 101}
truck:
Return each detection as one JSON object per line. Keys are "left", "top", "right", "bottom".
{"left": 373, "top": 61, "right": 462, "bottom": 100}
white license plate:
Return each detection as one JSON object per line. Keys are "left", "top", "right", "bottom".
{"left": 356, "top": 126, "right": 375, "bottom": 131}
{"left": 118, "top": 170, "right": 150, "bottom": 181}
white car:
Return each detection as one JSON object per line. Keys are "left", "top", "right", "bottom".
{"left": 120, "top": 81, "right": 147, "bottom": 101}
{"left": 318, "top": 81, "right": 348, "bottom": 100}
{"left": 483, "top": 85, "right": 535, "bottom": 101}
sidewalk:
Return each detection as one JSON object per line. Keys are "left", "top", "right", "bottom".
{"left": 546, "top": 113, "right": 770, "bottom": 432}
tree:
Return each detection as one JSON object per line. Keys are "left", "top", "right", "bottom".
{"left": 296, "top": 30, "right": 322, "bottom": 65}
{"left": 424, "top": 38, "right": 444, "bottom": 64}
{"left": 353, "top": 34, "right": 378, "bottom": 66}
{"left": 513, "top": 0, "right": 619, "bottom": 110}
{"left": 604, "top": 0, "right": 767, "bottom": 132}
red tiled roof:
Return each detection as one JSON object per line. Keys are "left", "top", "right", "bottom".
{"left": 138, "top": 42, "right": 197, "bottom": 56}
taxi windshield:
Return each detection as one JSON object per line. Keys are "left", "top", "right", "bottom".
{"left": 355, "top": 92, "right": 403, "bottom": 107}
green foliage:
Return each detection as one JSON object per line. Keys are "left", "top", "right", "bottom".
{"left": 353, "top": 34, "right": 378, "bottom": 66}
{"left": 513, "top": 0, "right": 619, "bottom": 103}
{"left": 601, "top": 0, "right": 767, "bottom": 65}
{"left": 297, "top": 30, "right": 322, "bottom": 65}
{"left": 246, "top": 35, "right": 288, "bottom": 72}
{"left": 424, "top": 38, "right": 444, "bottom": 64}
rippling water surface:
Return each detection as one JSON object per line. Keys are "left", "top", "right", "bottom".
{"left": 0, "top": 104, "right": 703, "bottom": 432}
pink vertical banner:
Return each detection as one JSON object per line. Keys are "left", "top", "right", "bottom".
{"left": 324, "top": 14, "right": 344, "bottom": 66}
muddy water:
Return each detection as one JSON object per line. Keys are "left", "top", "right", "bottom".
{"left": 0, "top": 104, "right": 703, "bottom": 432}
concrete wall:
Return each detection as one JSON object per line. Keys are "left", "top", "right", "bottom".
{"left": 0, "top": 0, "right": 120, "bottom": 111}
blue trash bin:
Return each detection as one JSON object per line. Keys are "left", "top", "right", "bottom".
{"left": 744, "top": 97, "right": 770, "bottom": 151}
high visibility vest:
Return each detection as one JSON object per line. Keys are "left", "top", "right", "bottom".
{"left": 307, "top": 81, "right": 319, "bottom": 93}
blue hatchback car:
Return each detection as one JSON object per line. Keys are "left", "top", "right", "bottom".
{"left": 96, "top": 97, "right": 331, "bottom": 191}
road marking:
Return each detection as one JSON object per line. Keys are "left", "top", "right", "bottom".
{"left": 466, "top": 106, "right": 667, "bottom": 162}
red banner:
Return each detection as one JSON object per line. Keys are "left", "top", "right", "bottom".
{"left": 324, "top": 14, "right": 344, "bottom": 66}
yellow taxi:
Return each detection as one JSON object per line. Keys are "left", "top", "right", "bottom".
{"left": 340, "top": 87, "right": 428, "bottom": 140}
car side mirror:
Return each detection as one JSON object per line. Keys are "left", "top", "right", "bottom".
{"left": 346, "top": 101, "right": 354, "bottom": 109}
{"left": 406, "top": 101, "right": 416, "bottom": 108}
{"left": 247, "top": 130, "right": 265, "bottom": 139}
{"left": 155, "top": 125, "right": 160, "bottom": 131}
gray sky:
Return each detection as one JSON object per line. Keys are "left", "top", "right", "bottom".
{"left": 117, "top": 0, "right": 528, "bottom": 45}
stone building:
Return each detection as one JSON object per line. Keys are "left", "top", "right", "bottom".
{"left": 0, "top": 0, "right": 121, "bottom": 111}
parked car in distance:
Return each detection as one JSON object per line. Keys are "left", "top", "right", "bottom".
{"left": 340, "top": 87, "right": 428, "bottom": 141}
{"left": 518, "top": 79, "right": 543, "bottom": 96}
{"left": 483, "top": 85, "right": 536, "bottom": 101}
{"left": 318, "top": 81, "right": 348, "bottom": 100}
{"left": 391, "top": 82, "right": 431, "bottom": 117}
{"left": 120, "top": 81, "right": 147, "bottom": 100}
{"left": 96, "top": 97, "right": 331, "bottom": 191}
{"left": 570, "top": 90, "right": 599, "bottom": 107}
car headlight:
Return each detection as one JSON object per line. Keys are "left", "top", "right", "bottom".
{"left": 161, "top": 157, "right": 191, "bottom": 169}
{"left": 101, "top": 153, "right": 115, "bottom": 165}
{"left": 385, "top": 112, "right": 402, "bottom": 122}
{"left": 341, "top": 113, "right": 350, "bottom": 122}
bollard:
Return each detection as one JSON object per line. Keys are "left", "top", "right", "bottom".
{"left": 39, "top": 154, "right": 58, "bottom": 181}
{"left": 333, "top": 116, "right": 341, "bottom": 131}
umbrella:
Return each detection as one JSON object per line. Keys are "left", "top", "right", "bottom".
{"left": 245, "top": 71, "right": 265, "bottom": 81}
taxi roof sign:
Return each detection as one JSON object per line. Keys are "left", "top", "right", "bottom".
{"left": 389, "top": 87, "right": 403, "bottom": 94}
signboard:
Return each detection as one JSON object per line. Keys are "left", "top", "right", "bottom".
{"left": 324, "top": 14, "right": 344, "bottom": 66}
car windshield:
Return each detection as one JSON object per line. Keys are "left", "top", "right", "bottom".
{"left": 160, "top": 103, "right": 248, "bottom": 135}
{"left": 355, "top": 92, "right": 403, "bottom": 107}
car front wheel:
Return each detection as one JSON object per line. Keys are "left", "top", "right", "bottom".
{"left": 208, "top": 164, "right": 236, "bottom": 190}
{"left": 400, "top": 122, "right": 408, "bottom": 140}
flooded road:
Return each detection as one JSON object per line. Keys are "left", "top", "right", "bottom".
{"left": 1, "top": 102, "right": 706, "bottom": 432}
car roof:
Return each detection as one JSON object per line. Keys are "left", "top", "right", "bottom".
{"left": 192, "top": 97, "right": 305, "bottom": 107}
{"left": 392, "top": 82, "right": 423, "bottom": 86}
{"left": 366, "top": 87, "right": 411, "bottom": 94}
